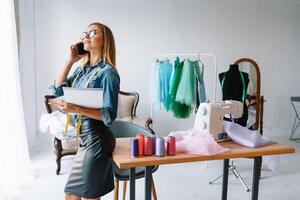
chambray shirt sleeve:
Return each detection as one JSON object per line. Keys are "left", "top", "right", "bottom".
{"left": 100, "top": 69, "right": 120, "bottom": 125}
{"left": 51, "top": 67, "right": 81, "bottom": 97}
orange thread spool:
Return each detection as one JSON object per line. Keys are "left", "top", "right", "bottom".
{"left": 135, "top": 134, "right": 144, "bottom": 156}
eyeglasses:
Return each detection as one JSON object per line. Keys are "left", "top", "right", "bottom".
{"left": 80, "top": 29, "right": 97, "bottom": 40}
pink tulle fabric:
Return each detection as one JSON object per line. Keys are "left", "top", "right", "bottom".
{"left": 168, "top": 129, "right": 229, "bottom": 155}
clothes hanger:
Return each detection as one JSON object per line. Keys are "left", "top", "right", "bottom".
{"left": 197, "top": 54, "right": 205, "bottom": 67}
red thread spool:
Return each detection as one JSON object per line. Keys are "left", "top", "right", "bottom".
{"left": 135, "top": 134, "right": 144, "bottom": 156}
{"left": 167, "top": 136, "right": 176, "bottom": 156}
{"left": 144, "top": 137, "right": 153, "bottom": 156}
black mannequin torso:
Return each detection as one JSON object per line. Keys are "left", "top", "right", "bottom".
{"left": 219, "top": 64, "right": 249, "bottom": 126}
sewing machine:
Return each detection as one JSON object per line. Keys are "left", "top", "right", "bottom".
{"left": 194, "top": 100, "right": 243, "bottom": 141}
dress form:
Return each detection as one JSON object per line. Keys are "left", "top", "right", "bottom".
{"left": 219, "top": 64, "right": 249, "bottom": 126}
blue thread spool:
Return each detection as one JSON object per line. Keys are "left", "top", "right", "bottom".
{"left": 130, "top": 138, "right": 139, "bottom": 158}
{"left": 155, "top": 137, "right": 165, "bottom": 157}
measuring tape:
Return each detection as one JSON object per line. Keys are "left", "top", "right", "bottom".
{"left": 64, "top": 66, "right": 102, "bottom": 140}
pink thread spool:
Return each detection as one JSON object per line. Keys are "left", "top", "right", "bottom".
{"left": 167, "top": 136, "right": 176, "bottom": 156}
{"left": 144, "top": 136, "right": 153, "bottom": 156}
{"left": 135, "top": 134, "right": 144, "bottom": 156}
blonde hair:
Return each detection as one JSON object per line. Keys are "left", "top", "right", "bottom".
{"left": 81, "top": 22, "right": 116, "bottom": 68}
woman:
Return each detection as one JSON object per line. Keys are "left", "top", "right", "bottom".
{"left": 52, "top": 22, "right": 120, "bottom": 200}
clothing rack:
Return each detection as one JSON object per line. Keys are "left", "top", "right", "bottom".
{"left": 151, "top": 53, "right": 217, "bottom": 119}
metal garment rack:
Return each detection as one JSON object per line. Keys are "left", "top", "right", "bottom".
{"left": 151, "top": 53, "right": 217, "bottom": 119}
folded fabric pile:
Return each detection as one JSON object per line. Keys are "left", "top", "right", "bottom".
{"left": 168, "top": 129, "right": 228, "bottom": 155}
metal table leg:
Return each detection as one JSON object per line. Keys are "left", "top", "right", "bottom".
{"left": 222, "top": 159, "right": 229, "bottom": 200}
{"left": 145, "top": 166, "right": 152, "bottom": 200}
{"left": 130, "top": 167, "right": 136, "bottom": 200}
{"left": 252, "top": 157, "right": 262, "bottom": 200}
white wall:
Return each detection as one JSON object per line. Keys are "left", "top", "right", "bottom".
{"left": 20, "top": 0, "right": 300, "bottom": 140}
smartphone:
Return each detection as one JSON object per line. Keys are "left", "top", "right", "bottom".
{"left": 76, "top": 42, "right": 88, "bottom": 55}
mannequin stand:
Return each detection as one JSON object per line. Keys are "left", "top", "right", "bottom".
{"left": 209, "top": 160, "right": 250, "bottom": 192}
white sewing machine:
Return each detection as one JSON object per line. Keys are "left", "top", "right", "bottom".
{"left": 194, "top": 100, "right": 243, "bottom": 141}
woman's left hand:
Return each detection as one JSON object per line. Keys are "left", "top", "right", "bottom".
{"left": 57, "top": 99, "right": 80, "bottom": 114}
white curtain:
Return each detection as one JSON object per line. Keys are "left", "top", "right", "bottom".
{"left": 0, "top": 0, "right": 35, "bottom": 199}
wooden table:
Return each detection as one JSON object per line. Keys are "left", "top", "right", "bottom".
{"left": 112, "top": 138, "right": 295, "bottom": 200}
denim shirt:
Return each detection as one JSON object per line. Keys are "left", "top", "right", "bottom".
{"left": 51, "top": 60, "right": 120, "bottom": 125}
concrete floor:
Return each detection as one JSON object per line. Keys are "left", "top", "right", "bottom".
{"left": 23, "top": 128, "right": 300, "bottom": 200}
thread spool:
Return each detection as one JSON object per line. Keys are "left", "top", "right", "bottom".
{"left": 167, "top": 136, "right": 176, "bottom": 156}
{"left": 135, "top": 134, "right": 144, "bottom": 156}
{"left": 155, "top": 137, "right": 165, "bottom": 157}
{"left": 144, "top": 136, "right": 153, "bottom": 156}
{"left": 151, "top": 135, "right": 156, "bottom": 155}
{"left": 130, "top": 138, "right": 139, "bottom": 158}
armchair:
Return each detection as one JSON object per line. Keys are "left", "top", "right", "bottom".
{"left": 117, "top": 91, "right": 154, "bottom": 133}
{"left": 44, "top": 95, "right": 78, "bottom": 175}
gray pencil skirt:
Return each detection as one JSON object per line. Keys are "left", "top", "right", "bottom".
{"left": 64, "top": 117, "right": 116, "bottom": 198}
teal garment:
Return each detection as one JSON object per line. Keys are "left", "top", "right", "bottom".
{"left": 154, "top": 61, "right": 161, "bottom": 110}
{"left": 169, "top": 57, "right": 179, "bottom": 93}
{"left": 194, "top": 60, "right": 206, "bottom": 104}
{"left": 198, "top": 62, "right": 206, "bottom": 103}
{"left": 175, "top": 59, "right": 196, "bottom": 106}
{"left": 158, "top": 60, "right": 173, "bottom": 111}
{"left": 168, "top": 59, "right": 192, "bottom": 118}
{"left": 164, "top": 57, "right": 180, "bottom": 111}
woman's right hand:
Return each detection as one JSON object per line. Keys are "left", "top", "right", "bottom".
{"left": 55, "top": 43, "right": 85, "bottom": 87}
{"left": 67, "top": 44, "right": 83, "bottom": 64}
